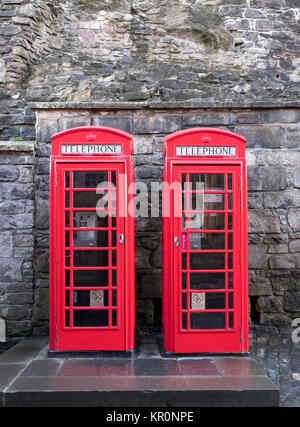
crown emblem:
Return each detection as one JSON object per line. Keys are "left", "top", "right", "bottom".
{"left": 86, "top": 134, "right": 97, "bottom": 141}
{"left": 201, "top": 135, "right": 212, "bottom": 143}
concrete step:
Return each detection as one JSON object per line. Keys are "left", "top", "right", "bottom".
{"left": 0, "top": 337, "right": 279, "bottom": 407}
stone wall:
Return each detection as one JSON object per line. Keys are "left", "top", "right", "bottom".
{"left": 1, "top": 1, "right": 300, "bottom": 140}
{"left": 0, "top": 0, "right": 300, "bottom": 339}
{"left": 30, "top": 106, "right": 300, "bottom": 336}
{"left": 0, "top": 141, "right": 35, "bottom": 341}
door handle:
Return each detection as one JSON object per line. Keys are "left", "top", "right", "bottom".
{"left": 174, "top": 237, "right": 179, "bottom": 247}
{"left": 119, "top": 234, "right": 125, "bottom": 244}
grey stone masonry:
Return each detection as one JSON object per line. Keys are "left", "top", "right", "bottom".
{"left": 29, "top": 106, "right": 300, "bottom": 337}
{"left": 0, "top": 141, "right": 35, "bottom": 340}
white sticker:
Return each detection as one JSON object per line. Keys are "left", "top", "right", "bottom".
{"left": 90, "top": 290, "right": 104, "bottom": 307}
{"left": 191, "top": 292, "right": 205, "bottom": 310}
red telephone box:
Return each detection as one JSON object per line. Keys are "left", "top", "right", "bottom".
{"left": 162, "top": 128, "right": 248, "bottom": 353}
{"left": 49, "top": 127, "right": 135, "bottom": 352}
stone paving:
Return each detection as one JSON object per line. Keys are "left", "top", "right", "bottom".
{"left": 248, "top": 326, "right": 300, "bottom": 407}
{"left": 0, "top": 325, "right": 299, "bottom": 407}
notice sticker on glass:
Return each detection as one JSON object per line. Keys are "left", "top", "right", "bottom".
{"left": 191, "top": 292, "right": 205, "bottom": 310}
{"left": 181, "top": 233, "right": 187, "bottom": 250}
{"left": 90, "top": 290, "right": 104, "bottom": 307}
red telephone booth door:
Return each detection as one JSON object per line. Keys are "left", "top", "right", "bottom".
{"left": 55, "top": 162, "right": 126, "bottom": 351}
{"left": 172, "top": 164, "right": 243, "bottom": 353}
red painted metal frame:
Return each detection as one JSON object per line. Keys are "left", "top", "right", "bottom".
{"left": 49, "top": 127, "right": 135, "bottom": 351}
{"left": 162, "top": 128, "right": 248, "bottom": 353}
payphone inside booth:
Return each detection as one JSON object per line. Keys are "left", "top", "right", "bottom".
{"left": 49, "top": 127, "right": 135, "bottom": 353}
{"left": 162, "top": 128, "right": 248, "bottom": 354}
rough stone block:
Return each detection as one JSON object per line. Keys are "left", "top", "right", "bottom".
{"left": 257, "top": 296, "right": 283, "bottom": 313}
{"left": 289, "top": 240, "right": 300, "bottom": 253}
{"left": 133, "top": 115, "right": 181, "bottom": 134}
{"left": 264, "top": 189, "right": 300, "bottom": 209}
{"left": 133, "top": 135, "right": 153, "bottom": 154}
{"left": 140, "top": 275, "right": 162, "bottom": 298}
{"left": 33, "top": 288, "right": 49, "bottom": 321}
{"left": 0, "top": 258, "right": 22, "bottom": 282}
{"left": 235, "top": 125, "right": 285, "bottom": 148}
{"left": 248, "top": 245, "right": 268, "bottom": 269}
{"left": 92, "top": 116, "right": 132, "bottom": 133}
{"left": 271, "top": 276, "right": 300, "bottom": 293}
{"left": 285, "top": 291, "right": 300, "bottom": 312}
{"left": 288, "top": 208, "right": 300, "bottom": 232}
{"left": 260, "top": 313, "right": 291, "bottom": 327}
{"left": 269, "top": 254, "right": 300, "bottom": 269}
{"left": 294, "top": 168, "right": 300, "bottom": 188}
{"left": 248, "top": 209, "right": 281, "bottom": 233}
{"left": 0, "top": 232, "right": 12, "bottom": 257}
{"left": 0, "top": 165, "right": 19, "bottom": 182}
{"left": 262, "top": 110, "right": 300, "bottom": 124}
{"left": 248, "top": 270, "right": 272, "bottom": 296}
{"left": 135, "top": 247, "right": 151, "bottom": 270}
{"left": 247, "top": 166, "right": 286, "bottom": 191}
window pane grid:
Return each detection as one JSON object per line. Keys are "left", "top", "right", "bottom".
{"left": 63, "top": 169, "right": 119, "bottom": 330}
{"left": 180, "top": 172, "right": 235, "bottom": 332}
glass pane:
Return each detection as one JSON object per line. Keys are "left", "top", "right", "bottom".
{"left": 190, "top": 312, "right": 225, "bottom": 330}
{"left": 228, "top": 272, "right": 233, "bottom": 289}
{"left": 65, "top": 270, "right": 70, "bottom": 287}
{"left": 73, "top": 270, "right": 108, "bottom": 287}
{"left": 228, "top": 233, "right": 233, "bottom": 249}
{"left": 229, "top": 312, "right": 234, "bottom": 329}
{"left": 73, "top": 290, "right": 108, "bottom": 307}
{"left": 182, "top": 273, "right": 187, "bottom": 290}
{"left": 65, "top": 250, "right": 70, "bottom": 267}
{"left": 182, "top": 293, "right": 187, "bottom": 310}
{"left": 227, "top": 175, "right": 232, "bottom": 191}
{"left": 228, "top": 253, "right": 233, "bottom": 269}
{"left": 73, "top": 250, "right": 108, "bottom": 267}
{"left": 182, "top": 313, "right": 187, "bottom": 330}
{"left": 182, "top": 253, "right": 187, "bottom": 270}
{"left": 189, "top": 174, "right": 224, "bottom": 191}
{"left": 65, "top": 310, "right": 70, "bottom": 327}
{"left": 112, "top": 231, "right": 117, "bottom": 247}
{"left": 181, "top": 174, "right": 187, "bottom": 190}
{"left": 65, "top": 192, "right": 70, "bottom": 208}
{"left": 228, "top": 292, "right": 233, "bottom": 309}
{"left": 112, "top": 310, "right": 117, "bottom": 327}
{"left": 73, "top": 230, "right": 108, "bottom": 248}
{"left": 190, "top": 273, "right": 225, "bottom": 290}
{"left": 73, "top": 310, "right": 109, "bottom": 327}
{"left": 73, "top": 171, "right": 108, "bottom": 188}
{"left": 65, "top": 231, "right": 70, "bottom": 248}
{"left": 191, "top": 292, "right": 226, "bottom": 310}
{"left": 65, "top": 172, "right": 70, "bottom": 188}
{"left": 73, "top": 191, "right": 108, "bottom": 208}
{"left": 228, "top": 194, "right": 233, "bottom": 210}
{"left": 183, "top": 213, "right": 225, "bottom": 230}
{"left": 65, "top": 211, "right": 70, "bottom": 228}
{"left": 111, "top": 171, "right": 117, "bottom": 188}
{"left": 65, "top": 291, "right": 70, "bottom": 307}
{"left": 190, "top": 193, "right": 224, "bottom": 211}
{"left": 112, "top": 251, "right": 117, "bottom": 267}
{"left": 112, "top": 270, "right": 117, "bottom": 286}
{"left": 190, "top": 253, "right": 225, "bottom": 270}
{"left": 73, "top": 212, "right": 109, "bottom": 228}
{"left": 112, "top": 290, "right": 117, "bottom": 307}
{"left": 228, "top": 214, "right": 232, "bottom": 230}
{"left": 189, "top": 233, "right": 225, "bottom": 250}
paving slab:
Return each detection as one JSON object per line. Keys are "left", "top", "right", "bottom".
{"left": 0, "top": 337, "right": 279, "bottom": 407}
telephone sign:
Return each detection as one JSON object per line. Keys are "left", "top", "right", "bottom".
{"left": 49, "top": 127, "right": 135, "bottom": 352}
{"left": 162, "top": 128, "right": 248, "bottom": 353}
